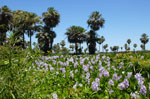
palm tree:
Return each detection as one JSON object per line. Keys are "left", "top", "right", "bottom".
{"left": 133, "top": 43, "right": 137, "bottom": 52}
{"left": 69, "top": 44, "right": 74, "bottom": 52}
{"left": 25, "top": 12, "right": 41, "bottom": 49}
{"left": 60, "top": 40, "right": 65, "bottom": 48}
{"left": 65, "top": 26, "right": 86, "bottom": 54}
{"left": 87, "top": 11, "right": 105, "bottom": 54}
{"left": 97, "top": 36, "right": 105, "bottom": 52}
{"left": 0, "top": 5, "right": 12, "bottom": 45}
{"left": 42, "top": 7, "right": 60, "bottom": 51}
{"left": 12, "top": 10, "right": 31, "bottom": 48}
{"left": 103, "top": 44, "right": 108, "bottom": 52}
{"left": 36, "top": 28, "right": 56, "bottom": 53}
{"left": 124, "top": 43, "right": 128, "bottom": 52}
{"left": 140, "top": 33, "right": 149, "bottom": 50}
{"left": 127, "top": 39, "right": 131, "bottom": 51}
{"left": 140, "top": 44, "right": 145, "bottom": 51}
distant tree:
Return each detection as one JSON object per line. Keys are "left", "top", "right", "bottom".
{"left": 133, "top": 43, "right": 137, "bottom": 52}
{"left": 140, "top": 33, "right": 149, "bottom": 50}
{"left": 69, "top": 44, "right": 74, "bottom": 52}
{"left": 140, "top": 44, "right": 145, "bottom": 51}
{"left": 124, "top": 43, "right": 128, "bottom": 52}
{"left": 53, "top": 43, "right": 60, "bottom": 53}
{"left": 127, "top": 39, "right": 131, "bottom": 51}
{"left": 42, "top": 7, "right": 60, "bottom": 52}
{"left": 60, "top": 40, "right": 65, "bottom": 48}
{"left": 110, "top": 46, "right": 119, "bottom": 52}
{"left": 87, "top": 11, "right": 105, "bottom": 54}
{"left": 103, "top": 44, "right": 108, "bottom": 52}
{"left": 97, "top": 36, "right": 105, "bottom": 52}
{"left": 65, "top": 26, "right": 86, "bottom": 54}
{"left": 0, "top": 5, "right": 12, "bottom": 45}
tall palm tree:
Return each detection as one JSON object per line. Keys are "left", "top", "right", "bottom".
{"left": 25, "top": 12, "right": 41, "bottom": 49}
{"left": 12, "top": 10, "right": 31, "bottom": 48}
{"left": 87, "top": 11, "right": 105, "bottom": 54}
{"left": 36, "top": 27, "right": 56, "bottom": 53}
{"left": 140, "top": 33, "right": 149, "bottom": 51}
{"left": 65, "top": 26, "right": 86, "bottom": 54}
{"left": 124, "top": 43, "right": 128, "bottom": 52}
{"left": 0, "top": 5, "right": 12, "bottom": 45}
{"left": 103, "top": 44, "right": 108, "bottom": 52}
{"left": 133, "top": 43, "right": 137, "bottom": 52}
{"left": 127, "top": 39, "right": 131, "bottom": 51}
{"left": 97, "top": 36, "right": 105, "bottom": 52}
{"left": 42, "top": 7, "right": 60, "bottom": 51}
{"left": 60, "top": 40, "right": 65, "bottom": 48}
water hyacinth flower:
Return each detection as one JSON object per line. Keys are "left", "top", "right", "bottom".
{"left": 118, "top": 82, "right": 125, "bottom": 90}
{"left": 70, "top": 71, "right": 74, "bottom": 78}
{"left": 53, "top": 93, "right": 57, "bottom": 99}
{"left": 109, "top": 90, "right": 114, "bottom": 94}
{"left": 108, "top": 79, "right": 114, "bottom": 86}
{"left": 102, "top": 55, "right": 106, "bottom": 61}
{"left": 86, "top": 72, "right": 90, "bottom": 80}
{"left": 118, "top": 75, "right": 122, "bottom": 81}
{"left": 103, "top": 70, "right": 109, "bottom": 77}
{"left": 126, "top": 72, "right": 132, "bottom": 78}
{"left": 118, "top": 79, "right": 129, "bottom": 90}
{"left": 140, "top": 56, "right": 144, "bottom": 59}
{"left": 74, "top": 62, "right": 78, "bottom": 68}
{"left": 99, "top": 72, "right": 103, "bottom": 78}
{"left": 92, "top": 81, "right": 99, "bottom": 91}
{"left": 75, "top": 69, "right": 78, "bottom": 74}
{"left": 79, "top": 83, "right": 83, "bottom": 87}
{"left": 140, "top": 85, "right": 147, "bottom": 95}
{"left": 73, "top": 82, "right": 78, "bottom": 90}
{"left": 113, "top": 73, "right": 118, "bottom": 81}
{"left": 83, "top": 65, "right": 89, "bottom": 72}
{"left": 130, "top": 91, "right": 139, "bottom": 99}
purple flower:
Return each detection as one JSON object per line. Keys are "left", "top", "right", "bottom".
{"left": 103, "top": 70, "right": 109, "bottom": 77}
{"left": 113, "top": 73, "right": 118, "bottom": 81}
{"left": 99, "top": 72, "right": 103, "bottom": 78}
{"left": 75, "top": 69, "right": 78, "bottom": 74}
{"left": 109, "top": 90, "right": 114, "bottom": 94}
{"left": 126, "top": 72, "right": 132, "bottom": 78}
{"left": 140, "top": 85, "right": 147, "bottom": 95}
{"left": 83, "top": 65, "right": 89, "bottom": 72}
{"left": 140, "top": 56, "right": 144, "bottom": 59}
{"left": 92, "top": 81, "right": 99, "bottom": 91}
{"left": 109, "top": 79, "right": 114, "bottom": 86}
{"left": 118, "top": 79, "right": 129, "bottom": 90}
{"left": 73, "top": 82, "right": 78, "bottom": 90}
{"left": 74, "top": 62, "right": 78, "bottom": 68}
{"left": 70, "top": 71, "right": 74, "bottom": 78}
{"left": 118, "top": 82, "right": 125, "bottom": 90}
{"left": 123, "top": 79, "right": 129, "bottom": 88}
{"left": 118, "top": 75, "right": 122, "bottom": 81}
{"left": 130, "top": 91, "right": 139, "bottom": 99}
{"left": 53, "top": 93, "right": 57, "bottom": 99}
{"left": 134, "top": 73, "right": 142, "bottom": 80}
{"left": 86, "top": 72, "right": 90, "bottom": 80}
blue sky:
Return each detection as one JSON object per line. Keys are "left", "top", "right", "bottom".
{"left": 1, "top": 0, "right": 150, "bottom": 51}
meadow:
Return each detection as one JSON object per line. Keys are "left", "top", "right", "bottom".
{"left": 0, "top": 47, "right": 150, "bottom": 99}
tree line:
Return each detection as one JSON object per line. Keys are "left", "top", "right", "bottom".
{"left": 0, "top": 5, "right": 149, "bottom": 54}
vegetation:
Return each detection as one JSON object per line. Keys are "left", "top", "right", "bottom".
{"left": 0, "top": 5, "right": 150, "bottom": 99}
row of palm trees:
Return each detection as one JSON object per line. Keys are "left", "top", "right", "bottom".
{"left": 0, "top": 5, "right": 106, "bottom": 54}
{"left": 0, "top": 5, "right": 149, "bottom": 54}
